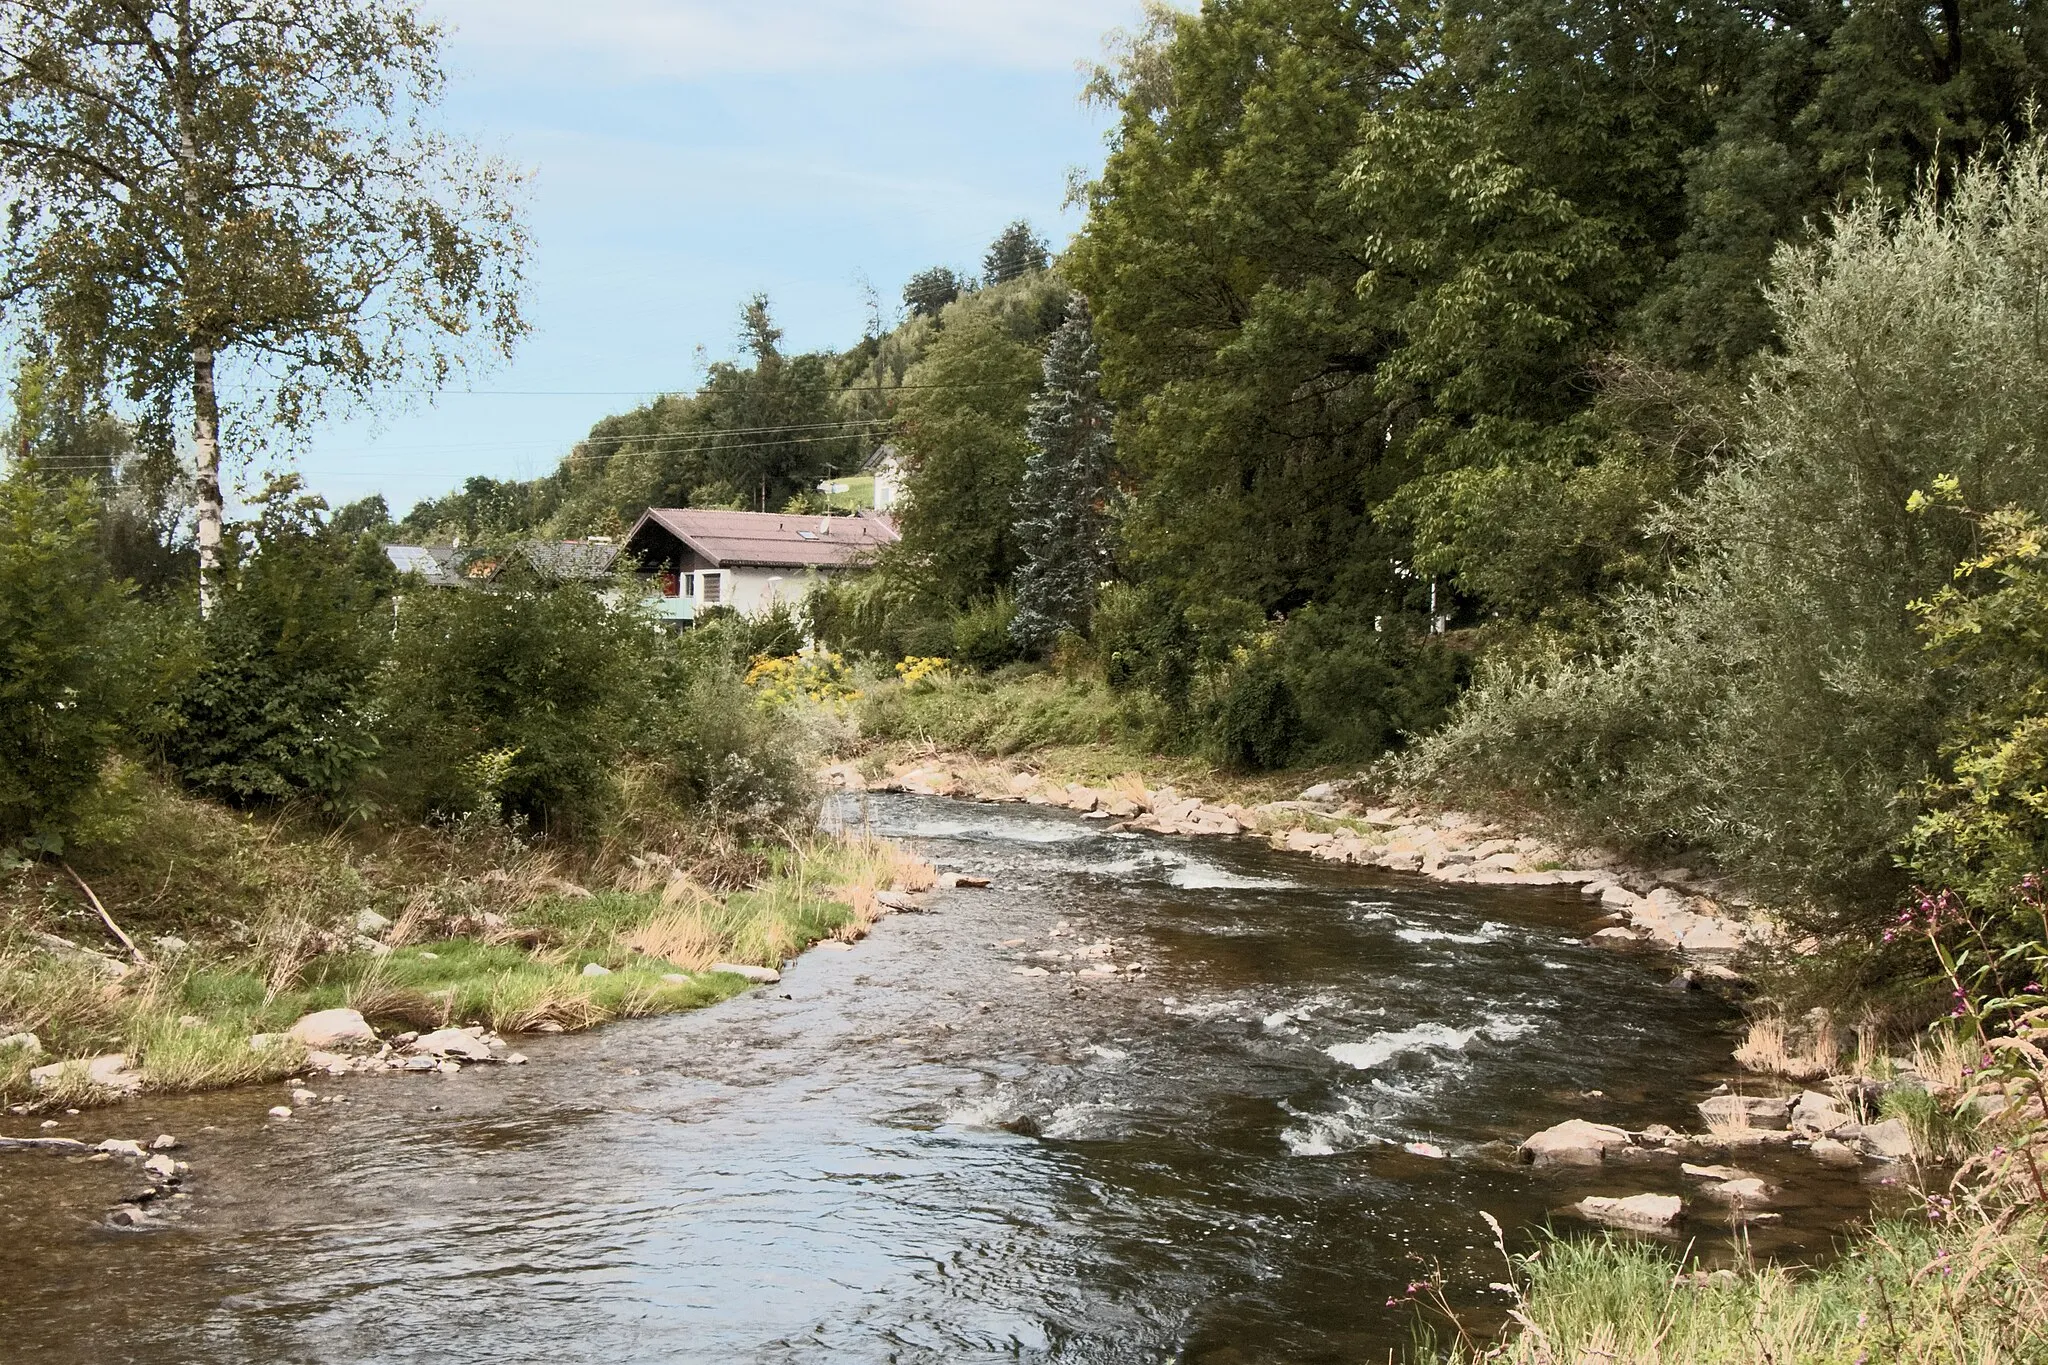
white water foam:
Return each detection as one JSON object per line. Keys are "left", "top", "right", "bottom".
{"left": 1169, "top": 863, "right": 1297, "bottom": 890}
{"left": 1394, "top": 921, "right": 1513, "bottom": 946}
{"left": 1324, "top": 1015, "right": 1539, "bottom": 1072}
{"left": 906, "top": 818, "right": 1093, "bottom": 846}
{"left": 1280, "top": 1098, "right": 1385, "bottom": 1157}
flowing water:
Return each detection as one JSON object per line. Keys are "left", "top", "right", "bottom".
{"left": 0, "top": 794, "right": 1888, "bottom": 1363}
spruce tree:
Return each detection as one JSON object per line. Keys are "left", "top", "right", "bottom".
{"left": 1011, "top": 295, "right": 1114, "bottom": 653}
{"left": 983, "top": 221, "right": 1050, "bottom": 286}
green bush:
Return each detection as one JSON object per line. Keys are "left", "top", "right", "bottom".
{"left": 951, "top": 593, "right": 1022, "bottom": 672}
{"left": 1213, "top": 657, "right": 1302, "bottom": 770}
{"left": 375, "top": 580, "right": 657, "bottom": 833}
{"left": 163, "top": 479, "right": 390, "bottom": 812}
{"left": 1265, "top": 605, "right": 1466, "bottom": 761}
{"left": 0, "top": 471, "right": 138, "bottom": 849}
{"left": 640, "top": 632, "right": 814, "bottom": 836}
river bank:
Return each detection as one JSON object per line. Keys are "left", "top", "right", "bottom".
{"left": 1, "top": 775, "right": 936, "bottom": 1117}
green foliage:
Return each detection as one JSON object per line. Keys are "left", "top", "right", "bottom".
{"left": 1011, "top": 295, "right": 1114, "bottom": 653}
{"left": 857, "top": 670, "right": 1132, "bottom": 756}
{"left": 902, "top": 266, "right": 965, "bottom": 319}
{"left": 162, "top": 478, "right": 391, "bottom": 811}
{"left": 950, "top": 594, "right": 1023, "bottom": 673}
{"left": 1412, "top": 144, "right": 2048, "bottom": 930}
{"left": 0, "top": 470, "right": 137, "bottom": 849}
{"left": 375, "top": 582, "right": 657, "bottom": 832}
{"left": 1214, "top": 654, "right": 1301, "bottom": 771}
{"left": 982, "top": 219, "right": 1049, "bottom": 286}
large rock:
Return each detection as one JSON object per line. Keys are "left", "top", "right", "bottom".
{"left": 1859, "top": 1117, "right": 1916, "bottom": 1159}
{"left": 1698, "top": 1094, "right": 1792, "bottom": 1130}
{"left": 1575, "top": 1193, "right": 1683, "bottom": 1230}
{"left": 1519, "top": 1119, "right": 1634, "bottom": 1167}
{"left": 1790, "top": 1090, "right": 1852, "bottom": 1135}
{"left": 287, "top": 1008, "right": 376, "bottom": 1050}
{"left": 31, "top": 1052, "right": 142, "bottom": 1094}
{"left": 1809, "top": 1137, "right": 1863, "bottom": 1168}
{"left": 1701, "top": 1177, "right": 1773, "bottom": 1204}
{"left": 0, "top": 1031, "right": 42, "bottom": 1058}
{"left": 410, "top": 1028, "right": 494, "bottom": 1062}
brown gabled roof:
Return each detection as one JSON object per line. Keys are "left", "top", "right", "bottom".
{"left": 624, "top": 507, "right": 898, "bottom": 570}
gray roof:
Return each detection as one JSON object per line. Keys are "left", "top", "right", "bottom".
{"left": 623, "top": 508, "right": 898, "bottom": 570}
{"left": 383, "top": 544, "right": 466, "bottom": 588}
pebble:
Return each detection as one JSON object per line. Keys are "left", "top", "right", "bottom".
{"left": 151, "top": 1134, "right": 178, "bottom": 1151}
{"left": 267, "top": 1106, "right": 292, "bottom": 1119}
{"left": 580, "top": 962, "right": 611, "bottom": 977}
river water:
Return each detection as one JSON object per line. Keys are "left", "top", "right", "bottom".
{"left": 1, "top": 793, "right": 1883, "bottom": 1363}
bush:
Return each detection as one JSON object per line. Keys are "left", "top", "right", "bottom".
{"left": 0, "top": 471, "right": 138, "bottom": 849}
{"left": 162, "top": 478, "right": 389, "bottom": 812}
{"left": 1265, "top": 604, "right": 1466, "bottom": 761}
{"left": 375, "top": 581, "right": 657, "bottom": 833}
{"left": 951, "top": 594, "right": 1022, "bottom": 672}
{"left": 1214, "top": 657, "right": 1302, "bottom": 770}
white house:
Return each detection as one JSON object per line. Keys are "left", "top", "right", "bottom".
{"left": 620, "top": 507, "right": 899, "bottom": 623}
{"left": 864, "top": 443, "right": 904, "bottom": 513}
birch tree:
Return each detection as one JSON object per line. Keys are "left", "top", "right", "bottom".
{"left": 0, "top": 0, "right": 529, "bottom": 612}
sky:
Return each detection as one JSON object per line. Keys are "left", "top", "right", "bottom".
{"left": 279, "top": 0, "right": 1152, "bottom": 517}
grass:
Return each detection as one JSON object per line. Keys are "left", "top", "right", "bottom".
{"left": 1418, "top": 1206, "right": 2048, "bottom": 1364}
{"left": 0, "top": 774, "right": 931, "bottom": 1111}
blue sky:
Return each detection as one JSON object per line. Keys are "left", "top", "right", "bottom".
{"left": 283, "top": 0, "right": 1150, "bottom": 517}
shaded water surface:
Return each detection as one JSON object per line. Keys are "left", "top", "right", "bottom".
{"left": 1, "top": 794, "right": 1885, "bottom": 1363}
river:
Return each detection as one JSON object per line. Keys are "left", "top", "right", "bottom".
{"left": 0, "top": 792, "right": 1882, "bottom": 1363}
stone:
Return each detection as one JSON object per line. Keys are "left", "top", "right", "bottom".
{"left": 96, "top": 1139, "right": 148, "bottom": 1158}
{"left": 1640, "top": 1123, "right": 1679, "bottom": 1142}
{"left": 411, "top": 1029, "right": 495, "bottom": 1062}
{"left": 1809, "top": 1137, "right": 1862, "bottom": 1167}
{"left": 1575, "top": 1193, "right": 1683, "bottom": 1231}
{"left": 354, "top": 909, "right": 393, "bottom": 935}
{"left": 1590, "top": 927, "right": 1641, "bottom": 945}
{"left": 143, "top": 1154, "right": 179, "bottom": 1180}
{"left": 710, "top": 962, "right": 782, "bottom": 984}
{"left": 1519, "top": 1119, "right": 1634, "bottom": 1167}
{"left": 531, "top": 1020, "right": 565, "bottom": 1034}
{"left": 268, "top": 1106, "right": 293, "bottom": 1119}
{"left": 0, "top": 1031, "right": 41, "bottom": 1058}
{"left": 1859, "top": 1117, "right": 1916, "bottom": 1159}
{"left": 31, "top": 1053, "right": 142, "bottom": 1094}
{"left": 150, "top": 1134, "right": 178, "bottom": 1151}
{"left": 504, "top": 1053, "right": 528, "bottom": 1065}
{"left": 248, "top": 1033, "right": 281, "bottom": 1052}
{"left": 1600, "top": 885, "right": 1643, "bottom": 911}
{"left": 1298, "top": 782, "right": 1343, "bottom": 803}
{"left": 875, "top": 890, "right": 920, "bottom": 911}
{"left": 660, "top": 973, "right": 690, "bottom": 984}
{"left": 1402, "top": 1141, "right": 1448, "bottom": 1159}
{"left": 1011, "top": 966, "right": 1051, "bottom": 977}
{"left": 580, "top": 962, "right": 611, "bottom": 977}
{"left": 287, "top": 1008, "right": 376, "bottom": 1050}
{"left": 305, "top": 1050, "right": 357, "bottom": 1074}
{"left": 1698, "top": 1095, "right": 1792, "bottom": 1130}
{"left": 1681, "top": 1162, "right": 1748, "bottom": 1180}
{"left": 1790, "top": 1090, "right": 1851, "bottom": 1135}
{"left": 151, "top": 935, "right": 189, "bottom": 954}
{"left": 106, "top": 1204, "right": 151, "bottom": 1228}
{"left": 1703, "top": 1177, "right": 1772, "bottom": 1204}
{"left": 291, "top": 1087, "right": 317, "bottom": 1105}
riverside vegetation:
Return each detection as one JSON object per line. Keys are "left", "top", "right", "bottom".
{"left": 10, "top": 0, "right": 2048, "bottom": 1359}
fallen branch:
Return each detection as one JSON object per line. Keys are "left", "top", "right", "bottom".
{"left": 0, "top": 1137, "right": 91, "bottom": 1154}
{"left": 61, "top": 862, "right": 147, "bottom": 967}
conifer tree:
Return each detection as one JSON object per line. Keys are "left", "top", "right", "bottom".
{"left": 983, "top": 221, "right": 1050, "bottom": 286}
{"left": 1011, "top": 295, "right": 1113, "bottom": 653}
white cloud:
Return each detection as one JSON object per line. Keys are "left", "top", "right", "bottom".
{"left": 430, "top": 0, "right": 1150, "bottom": 79}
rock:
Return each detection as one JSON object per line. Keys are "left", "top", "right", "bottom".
{"left": 1402, "top": 1141, "right": 1448, "bottom": 1159}
{"left": 151, "top": 935, "right": 189, "bottom": 954}
{"left": 1298, "top": 782, "right": 1343, "bottom": 803}
{"left": 1703, "top": 1177, "right": 1772, "bottom": 1204}
{"left": 290, "top": 1087, "right": 317, "bottom": 1105}
{"left": 411, "top": 1029, "right": 495, "bottom": 1062}
{"left": 1575, "top": 1193, "right": 1683, "bottom": 1231}
{"left": 287, "top": 1008, "right": 376, "bottom": 1050}
{"left": 1809, "top": 1137, "right": 1862, "bottom": 1167}
{"left": 875, "top": 890, "right": 921, "bottom": 911}
{"left": 531, "top": 1020, "right": 566, "bottom": 1034}
{"left": 1011, "top": 966, "right": 1051, "bottom": 977}
{"left": 710, "top": 963, "right": 781, "bottom": 984}
{"left": 248, "top": 1033, "right": 282, "bottom": 1052}
{"left": 1640, "top": 1123, "right": 1679, "bottom": 1142}
{"left": 1698, "top": 1095, "right": 1792, "bottom": 1130}
{"left": 150, "top": 1134, "right": 178, "bottom": 1151}
{"left": 1600, "top": 885, "right": 1643, "bottom": 911}
{"left": 0, "top": 1032, "right": 41, "bottom": 1058}
{"left": 660, "top": 972, "right": 690, "bottom": 984}
{"left": 1681, "top": 1162, "right": 1748, "bottom": 1180}
{"left": 1859, "top": 1117, "right": 1916, "bottom": 1159}
{"left": 354, "top": 909, "right": 393, "bottom": 935}
{"left": 399, "top": 1055, "right": 439, "bottom": 1072}
{"left": 1105, "top": 797, "right": 1141, "bottom": 818}
{"left": 580, "top": 962, "right": 611, "bottom": 977}
{"left": 1790, "top": 1090, "right": 1852, "bottom": 1135}
{"left": 96, "top": 1139, "right": 148, "bottom": 1158}
{"left": 106, "top": 1204, "right": 151, "bottom": 1228}
{"left": 1519, "top": 1119, "right": 1634, "bottom": 1167}
{"left": 305, "top": 1050, "right": 357, "bottom": 1074}
{"left": 268, "top": 1106, "right": 293, "bottom": 1119}
{"left": 1590, "top": 927, "right": 1641, "bottom": 945}
{"left": 143, "top": 1154, "right": 179, "bottom": 1180}
{"left": 503, "top": 1053, "right": 528, "bottom": 1065}
{"left": 31, "top": 1053, "right": 142, "bottom": 1095}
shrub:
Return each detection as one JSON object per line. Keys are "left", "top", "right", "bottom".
{"left": 951, "top": 593, "right": 1022, "bottom": 672}
{"left": 0, "top": 471, "right": 137, "bottom": 850}
{"left": 1214, "top": 657, "right": 1302, "bottom": 770}
{"left": 375, "top": 581, "right": 657, "bottom": 833}
{"left": 163, "top": 479, "right": 392, "bottom": 811}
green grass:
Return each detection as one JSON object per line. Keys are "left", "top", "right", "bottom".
{"left": 820, "top": 473, "right": 876, "bottom": 511}
{"left": 1420, "top": 1212, "right": 2048, "bottom": 1364}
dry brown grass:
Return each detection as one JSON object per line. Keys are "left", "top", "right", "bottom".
{"left": 1733, "top": 1011, "right": 1840, "bottom": 1081}
{"left": 621, "top": 881, "right": 725, "bottom": 971}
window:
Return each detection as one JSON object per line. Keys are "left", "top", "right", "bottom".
{"left": 700, "top": 572, "right": 721, "bottom": 606}
{"left": 682, "top": 572, "right": 695, "bottom": 598}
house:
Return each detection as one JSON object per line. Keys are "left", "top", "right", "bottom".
{"left": 382, "top": 543, "right": 467, "bottom": 588}
{"left": 864, "top": 443, "right": 904, "bottom": 512}
{"left": 621, "top": 507, "right": 899, "bottom": 622}
{"left": 382, "top": 539, "right": 619, "bottom": 589}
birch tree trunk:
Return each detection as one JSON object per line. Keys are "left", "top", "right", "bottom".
{"left": 191, "top": 343, "right": 223, "bottom": 615}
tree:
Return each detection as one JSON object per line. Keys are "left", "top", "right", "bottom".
{"left": 903, "top": 266, "right": 965, "bottom": 319}
{"left": 0, "top": 1, "right": 530, "bottom": 614}
{"left": 1011, "top": 295, "right": 1114, "bottom": 653}
{"left": 0, "top": 467, "right": 137, "bottom": 850}
{"left": 983, "top": 220, "right": 1049, "bottom": 286}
